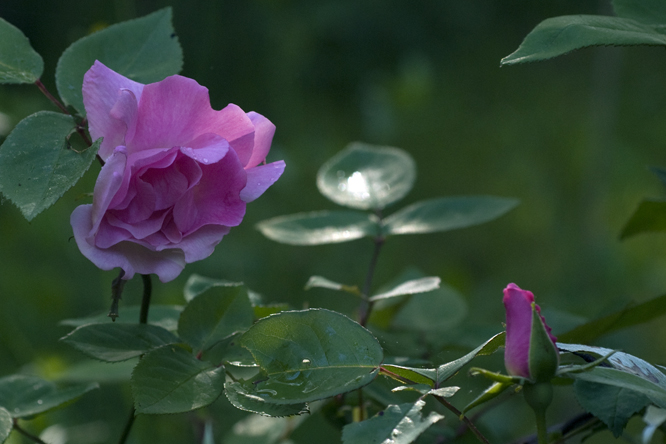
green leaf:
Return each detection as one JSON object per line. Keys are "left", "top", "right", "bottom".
{"left": 0, "top": 111, "right": 100, "bottom": 221}
{"left": 557, "top": 293, "right": 666, "bottom": 344}
{"left": 558, "top": 343, "right": 666, "bottom": 389}
{"left": 305, "top": 276, "right": 360, "bottom": 295}
{"left": 224, "top": 381, "right": 309, "bottom": 417}
{"left": 0, "top": 17, "right": 43, "bottom": 83}
{"left": 256, "top": 210, "right": 379, "bottom": 245}
{"left": 56, "top": 7, "right": 183, "bottom": 115}
{"left": 240, "top": 309, "right": 383, "bottom": 404}
{"left": 528, "top": 305, "right": 559, "bottom": 383}
{"left": 620, "top": 199, "right": 666, "bottom": 240}
{"left": 463, "top": 381, "right": 514, "bottom": 415}
{"left": 642, "top": 406, "right": 666, "bottom": 444}
{"left": 574, "top": 379, "right": 649, "bottom": 437}
{"left": 60, "top": 304, "right": 182, "bottom": 332}
{"left": 369, "top": 277, "right": 440, "bottom": 302}
{"left": 254, "top": 303, "right": 290, "bottom": 320}
{"left": 223, "top": 414, "right": 310, "bottom": 444}
{"left": 501, "top": 15, "right": 666, "bottom": 66}
{"left": 0, "top": 407, "right": 11, "bottom": 444}
{"left": 567, "top": 367, "right": 666, "bottom": 409}
{"left": 381, "top": 365, "right": 438, "bottom": 387}
{"left": 341, "top": 400, "right": 443, "bottom": 444}
{"left": 317, "top": 142, "right": 416, "bottom": 210}
{"left": 382, "top": 196, "right": 518, "bottom": 236}
{"left": 60, "top": 323, "right": 179, "bottom": 362}
{"left": 131, "top": 345, "right": 225, "bottom": 414}
{"left": 183, "top": 274, "right": 244, "bottom": 302}
{"left": 201, "top": 332, "right": 257, "bottom": 367}
{"left": 178, "top": 284, "right": 254, "bottom": 353}
{"left": 392, "top": 283, "right": 468, "bottom": 334}
{"left": 0, "top": 375, "right": 97, "bottom": 418}
{"left": 56, "top": 359, "right": 136, "bottom": 383}
{"left": 613, "top": 0, "right": 666, "bottom": 25}
{"left": 436, "top": 332, "right": 505, "bottom": 385}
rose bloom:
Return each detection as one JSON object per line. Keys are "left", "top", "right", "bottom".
{"left": 503, "top": 283, "right": 557, "bottom": 380}
{"left": 71, "top": 61, "right": 284, "bottom": 282}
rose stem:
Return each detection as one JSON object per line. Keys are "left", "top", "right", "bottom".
{"left": 117, "top": 274, "right": 152, "bottom": 444}
{"left": 431, "top": 396, "right": 491, "bottom": 444}
{"left": 358, "top": 210, "right": 385, "bottom": 327}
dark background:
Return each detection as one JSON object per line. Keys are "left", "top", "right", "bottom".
{"left": 2, "top": 0, "right": 666, "bottom": 442}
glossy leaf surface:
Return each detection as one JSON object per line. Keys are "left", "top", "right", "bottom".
{"left": 224, "top": 381, "right": 308, "bottom": 417}
{"left": 56, "top": 8, "right": 183, "bottom": 115}
{"left": 183, "top": 274, "right": 243, "bottom": 302}
{"left": 0, "top": 112, "right": 100, "bottom": 221}
{"left": 257, "top": 210, "right": 379, "bottom": 245}
{"left": 0, "top": 17, "right": 43, "bottom": 83}
{"left": 61, "top": 323, "right": 179, "bottom": 362}
{"left": 0, "top": 407, "right": 11, "bottom": 444}
{"left": 0, "top": 375, "right": 97, "bottom": 418}
{"left": 502, "top": 15, "right": 666, "bottom": 65}
{"left": 383, "top": 196, "right": 518, "bottom": 236}
{"left": 240, "top": 309, "right": 383, "bottom": 404}
{"left": 132, "top": 345, "right": 225, "bottom": 414}
{"left": 317, "top": 142, "right": 416, "bottom": 210}
{"left": 341, "top": 400, "right": 443, "bottom": 444}
{"left": 370, "top": 277, "right": 440, "bottom": 302}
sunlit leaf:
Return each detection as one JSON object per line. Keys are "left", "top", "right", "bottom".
{"left": 202, "top": 332, "right": 257, "bottom": 367}
{"left": 0, "top": 17, "right": 43, "bottom": 83}
{"left": 305, "top": 276, "right": 360, "bottom": 296}
{"left": 60, "top": 304, "right": 183, "bottom": 332}
{"left": 642, "top": 406, "right": 666, "bottom": 444}
{"left": 620, "top": 199, "right": 666, "bottom": 240}
{"left": 257, "top": 210, "right": 379, "bottom": 245}
{"left": 0, "top": 407, "right": 11, "bottom": 444}
{"left": 56, "top": 8, "right": 183, "bottom": 115}
{"left": 557, "top": 293, "right": 666, "bottom": 344}
{"left": 0, "top": 112, "right": 100, "bottom": 221}
{"left": 240, "top": 309, "right": 383, "bottom": 404}
{"left": 223, "top": 413, "right": 310, "bottom": 444}
{"left": 178, "top": 284, "right": 254, "bottom": 353}
{"left": 369, "top": 277, "right": 440, "bottom": 302}
{"left": 501, "top": 15, "right": 666, "bottom": 65}
{"left": 131, "top": 345, "right": 225, "bottom": 414}
{"left": 341, "top": 400, "right": 443, "bottom": 444}
{"left": 436, "top": 332, "right": 505, "bottom": 385}
{"left": 612, "top": 0, "right": 666, "bottom": 25}
{"left": 224, "top": 381, "right": 308, "bottom": 417}
{"left": 0, "top": 375, "right": 97, "bottom": 418}
{"left": 317, "top": 142, "right": 416, "bottom": 210}
{"left": 60, "top": 323, "right": 179, "bottom": 362}
{"left": 383, "top": 196, "right": 518, "bottom": 236}
{"left": 183, "top": 274, "right": 244, "bottom": 302}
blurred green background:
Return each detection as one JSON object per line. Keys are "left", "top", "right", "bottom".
{"left": 2, "top": 0, "right": 666, "bottom": 442}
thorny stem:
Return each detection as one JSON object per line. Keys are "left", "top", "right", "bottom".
{"left": 432, "top": 396, "right": 491, "bottom": 444}
{"left": 34, "top": 79, "right": 100, "bottom": 164}
{"left": 13, "top": 420, "right": 48, "bottom": 444}
{"left": 108, "top": 269, "right": 126, "bottom": 321}
{"left": 117, "top": 274, "right": 152, "bottom": 444}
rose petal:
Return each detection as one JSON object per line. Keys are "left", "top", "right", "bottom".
{"left": 503, "top": 283, "right": 534, "bottom": 378}
{"left": 89, "top": 147, "right": 127, "bottom": 237}
{"left": 110, "top": 89, "right": 139, "bottom": 145}
{"left": 83, "top": 61, "right": 144, "bottom": 160}
{"left": 163, "top": 224, "right": 231, "bottom": 263}
{"left": 71, "top": 205, "right": 186, "bottom": 282}
{"left": 245, "top": 112, "right": 276, "bottom": 169}
{"left": 240, "top": 160, "right": 286, "bottom": 202}
{"left": 180, "top": 133, "right": 230, "bottom": 165}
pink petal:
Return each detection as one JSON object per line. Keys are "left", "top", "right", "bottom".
{"left": 180, "top": 133, "right": 230, "bottom": 165}
{"left": 240, "top": 160, "right": 286, "bottom": 202}
{"left": 173, "top": 150, "right": 247, "bottom": 234}
{"left": 165, "top": 224, "right": 231, "bottom": 263}
{"left": 89, "top": 147, "right": 127, "bottom": 237}
{"left": 503, "top": 283, "right": 534, "bottom": 378}
{"left": 245, "top": 112, "right": 276, "bottom": 169}
{"left": 71, "top": 205, "right": 186, "bottom": 282}
{"left": 83, "top": 61, "right": 144, "bottom": 160}
{"left": 126, "top": 77, "right": 254, "bottom": 154}
{"left": 109, "top": 89, "right": 139, "bottom": 145}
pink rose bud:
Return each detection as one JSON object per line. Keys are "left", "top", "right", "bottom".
{"left": 503, "top": 283, "right": 559, "bottom": 382}
{"left": 71, "top": 61, "right": 285, "bottom": 282}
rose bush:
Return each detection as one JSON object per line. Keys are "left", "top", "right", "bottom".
{"left": 503, "top": 283, "right": 558, "bottom": 381}
{"left": 71, "top": 61, "right": 284, "bottom": 282}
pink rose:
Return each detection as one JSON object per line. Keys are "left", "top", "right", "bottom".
{"left": 70, "top": 61, "right": 284, "bottom": 282}
{"left": 503, "top": 283, "right": 558, "bottom": 381}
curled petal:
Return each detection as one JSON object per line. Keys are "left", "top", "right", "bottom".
{"left": 245, "top": 111, "right": 276, "bottom": 169}
{"left": 240, "top": 160, "right": 286, "bottom": 202}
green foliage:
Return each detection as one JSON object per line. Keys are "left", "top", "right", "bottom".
{"left": 317, "top": 142, "right": 416, "bottom": 210}
{"left": 620, "top": 199, "right": 666, "bottom": 239}
{"left": 0, "top": 375, "right": 97, "bottom": 418}
{"left": 558, "top": 293, "right": 666, "bottom": 344}
{"left": 502, "top": 16, "right": 666, "bottom": 66}
{"left": 0, "top": 407, "right": 11, "bottom": 444}
{"left": 305, "top": 275, "right": 360, "bottom": 295}
{"left": 178, "top": 284, "right": 254, "bottom": 353}
{"left": 131, "top": 345, "right": 225, "bottom": 414}
{"left": 0, "top": 111, "right": 99, "bottom": 221}
{"left": 240, "top": 309, "right": 383, "bottom": 404}
{"left": 55, "top": 7, "right": 183, "bottom": 116}
{"left": 574, "top": 380, "right": 649, "bottom": 437}
{"left": 60, "top": 304, "right": 183, "bottom": 332}
{"left": 0, "top": 17, "right": 43, "bottom": 84}
{"left": 382, "top": 196, "right": 519, "bottom": 236}
{"left": 612, "top": 0, "right": 666, "bottom": 25}
{"left": 369, "top": 277, "right": 440, "bottom": 302}
{"left": 528, "top": 305, "right": 559, "bottom": 383}
{"left": 256, "top": 210, "right": 379, "bottom": 245}
{"left": 341, "top": 400, "right": 443, "bottom": 444}
{"left": 224, "top": 381, "right": 309, "bottom": 417}
{"left": 183, "top": 274, "right": 243, "bottom": 302}
{"left": 60, "top": 323, "right": 180, "bottom": 362}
